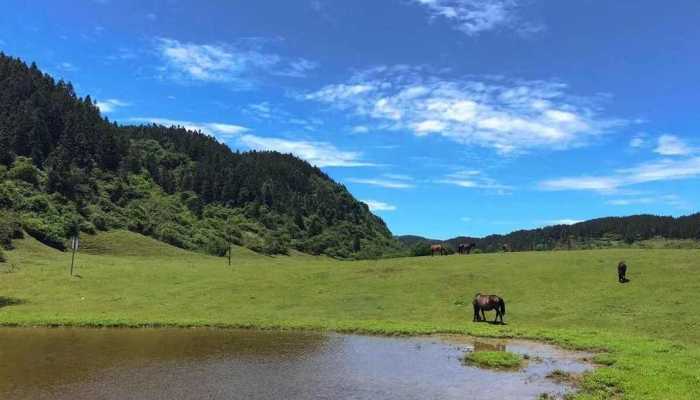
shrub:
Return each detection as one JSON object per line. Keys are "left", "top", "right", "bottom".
{"left": 411, "top": 242, "right": 432, "bottom": 257}
{"left": 8, "top": 157, "right": 40, "bottom": 185}
{"left": 262, "top": 232, "right": 288, "bottom": 255}
{"left": 155, "top": 222, "right": 188, "bottom": 248}
{"left": 22, "top": 217, "right": 66, "bottom": 250}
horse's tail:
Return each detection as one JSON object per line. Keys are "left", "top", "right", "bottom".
{"left": 500, "top": 298, "right": 506, "bottom": 315}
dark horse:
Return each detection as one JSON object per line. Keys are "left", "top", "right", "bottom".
{"left": 473, "top": 293, "right": 506, "bottom": 324}
{"left": 618, "top": 261, "right": 628, "bottom": 283}
{"left": 458, "top": 243, "right": 476, "bottom": 254}
{"left": 431, "top": 244, "right": 446, "bottom": 256}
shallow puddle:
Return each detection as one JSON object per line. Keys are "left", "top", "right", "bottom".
{"left": 0, "top": 327, "right": 593, "bottom": 400}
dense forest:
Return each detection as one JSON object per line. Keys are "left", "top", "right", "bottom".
{"left": 0, "top": 53, "right": 401, "bottom": 259}
{"left": 399, "top": 213, "right": 700, "bottom": 254}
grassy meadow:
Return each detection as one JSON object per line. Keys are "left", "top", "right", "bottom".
{"left": 1, "top": 230, "right": 700, "bottom": 399}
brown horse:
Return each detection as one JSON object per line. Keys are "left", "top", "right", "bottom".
{"left": 618, "top": 261, "right": 628, "bottom": 283}
{"left": 431, "top": 244, "right": 445, "bottom": 256}
{"left": 473, "top": 293, "right": 506, "bottom": 324}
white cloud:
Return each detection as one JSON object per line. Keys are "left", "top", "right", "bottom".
{"left": 347, "top": 177, "right": 415, "bottom": 189}
{"left": 305, "top": 66, "right": 623, "bottom": 154}
{"left": 362, "top": 200, "right": 397, "bottom": 212}
{"left": 540, "top": 157, "right": 700, "bottom": 192}
{"left": 155, "top": 37, "right": 317, "bottom": 85}
{"left": 412, "top": 0, "right": 544, "bottom": 36}
{"left": 96, "top": 98, "right": 130, "bottom": 113}
{"left": 238, "top": 134, "right": 372, "bottom": 168}
{"left": 654, "top": 134, "right": 693, "bottom": 156}
{"left": 129, "top": 117, "right": 249, "bottom": 137}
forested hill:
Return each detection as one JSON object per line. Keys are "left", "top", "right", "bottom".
{"left": 399, "top": 213, "right": 700, "bottom": 253}
{"left": 0, "top": 53, "right": 400, "bottom": 259}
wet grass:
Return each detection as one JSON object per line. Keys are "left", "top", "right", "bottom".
{"left": 463, "top": 350, "right": 523, "bottom": 370}
{"left": 1, "top": 230, "right": 700, "bottom": 399}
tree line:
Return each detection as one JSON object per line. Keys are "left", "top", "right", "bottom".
{"left": 399, "top": 213, "right": 700, "bottom": 255}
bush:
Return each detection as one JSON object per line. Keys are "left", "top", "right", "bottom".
{"left": 262, "top": 232, "right": 288, "bottom": 255}
{"left": 155, "top": 222, "right": 188, "bottom": 248}
{"left": 411, "top": 242, "right": 432, "bottom": 257}
{"left": 8, "top": 157, "right": 40, "bottom": 185}
{"left": 22, "top": 217, "right": 66, "bottom": 250}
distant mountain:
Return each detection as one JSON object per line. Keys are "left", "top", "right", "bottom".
{"left": 0, "top": 52, "right": 400, "bottom": 259}
{"left": 398, "top": 213, "right": 700, "bottom": 252}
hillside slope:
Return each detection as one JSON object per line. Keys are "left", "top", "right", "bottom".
{"left": 0, "top": 53, "right": 399, "bottom": 259}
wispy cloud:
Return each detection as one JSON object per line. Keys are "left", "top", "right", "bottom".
{"left": 242, "top": 102, "right": 323, "bottom": 131}
{"left": 436, "top": 169, "right": 511, "bottom": 193}
{"left": 607, "top": 194, "right": 690, "bottom": 210}
{"left": 629, "top": 133, "right": 647, "bottom": 148}
{"left": 654, "top": 134, "right": 693, "bottom": 156}
{"left": 129, "top": 117, "right": 249, "bottom": 137}
{"left": 155, "top": 37, "right": 318, "bottom": 86}
{"left": 238, "top": 134, "right": 373, "bottom": 168}
{"left": 347, "top": 175, "right": 415, "bottom": 189}
{"left": 540, "top": 157, "right": 700, "bottom": 192}
{"left": 412, "top": 0, "right": 544, "bottom": 36}
{"left": 57, "top": 62, "right": 77, "bottom": 71}
{"left": 96, "top": 98, "right": 130, "bottom": 114}
{"left": 305, "top": 66, "right": 623, "bottom": 154}
{"left": 362, "top": 200, "right": 397, "bottom": 212}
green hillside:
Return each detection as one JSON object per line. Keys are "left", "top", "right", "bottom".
{"left": 0, "top": 53, "right": 399, "bottom": 259}
{"left": 1, "top": 231, "right": 700, "bottom": 399}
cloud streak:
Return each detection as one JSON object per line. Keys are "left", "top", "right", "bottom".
{"left": 540, "top": 157, "right": 700, "bottom": 192}
{"left": 347, "top": 175, "right": 415, "bottom": 189}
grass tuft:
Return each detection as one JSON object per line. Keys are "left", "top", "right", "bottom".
{"left": 463, "top": 350, "right": 523, "bottom": 369}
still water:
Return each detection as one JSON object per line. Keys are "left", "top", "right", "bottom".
{"left": 0, "top": 328, "right": 593, "bottom": 400}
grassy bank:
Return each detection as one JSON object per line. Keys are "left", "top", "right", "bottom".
{"left": 1, "top": 230, "right": 699, "bottom": 399}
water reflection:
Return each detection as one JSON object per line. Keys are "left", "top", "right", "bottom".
{"left": 0, "top": 328, "right": 593, "bottom": 400}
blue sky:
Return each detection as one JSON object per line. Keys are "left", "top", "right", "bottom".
{"left": 2, "top": 0, "right": 699, "bottom": 239}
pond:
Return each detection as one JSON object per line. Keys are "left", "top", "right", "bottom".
{"left": 0, "top": 327, "right": 593, "bottom": 400}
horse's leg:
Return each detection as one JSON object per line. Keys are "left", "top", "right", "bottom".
{"left": 481, "top": 309, "right": 486, "bottom": 321}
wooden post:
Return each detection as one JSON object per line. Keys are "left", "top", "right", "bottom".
{"left": 69, "top": 235, "right": 79, "bottom": 276}
{"left": 228, "top": 244, "right": 232, "bottom": 266}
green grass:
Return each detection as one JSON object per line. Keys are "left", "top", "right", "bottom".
{"left": 2, "top": 230, "right": 700, "bottom": 399}
{"left": 463, "top": 350, "right": 523, "bottom": 369}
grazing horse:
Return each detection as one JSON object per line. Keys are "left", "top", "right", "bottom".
{"left": 431, "top": 244, "right": 445, "bottom": 256}
{"left": 458, "top": 243, "right": 476, "bottom": 254}
{"left": 472, "top": 293, "right": 506, "bottom": 324}
{"left": 618, "top": 261, "right": 628, "bottom": 283}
